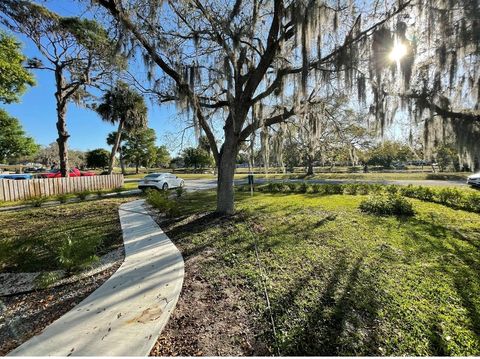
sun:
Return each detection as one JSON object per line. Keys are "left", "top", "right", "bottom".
{"left": 389, "top": 41, "right": 408, "bottom": 62}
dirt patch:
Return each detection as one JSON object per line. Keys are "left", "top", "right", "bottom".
{"left": 0, "top": 261, "right": 122, "bottom": 355}
{"left": 150, "top": 212, "right": 269, "bottom": 356}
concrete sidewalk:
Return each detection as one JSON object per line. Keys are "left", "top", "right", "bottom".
{"left": 8, "top": 199, "right": 184, "bottom": 356}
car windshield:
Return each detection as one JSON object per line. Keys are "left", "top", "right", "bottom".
{"left": 145, "top": 174, "right": 163, "bottom": 179}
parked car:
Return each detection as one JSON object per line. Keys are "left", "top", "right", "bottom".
{"left": 24, "top": 167, "right": 46, "bottom": 173}
{"left": 39, "top": 167, "right": 95, "bottom": 178}
{"left": 467, "top": 172, "right": 480, "bottom": 187}
{"left": 0, "top": 173, "right": 33, "bottom": 180}
{"left": 138, "top": 173, "right": 185, "bottom": 191}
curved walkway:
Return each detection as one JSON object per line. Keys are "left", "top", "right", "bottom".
{"left": 8, "top": 199, "right": 184, "bottom": 356}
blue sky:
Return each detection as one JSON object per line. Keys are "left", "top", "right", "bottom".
{"left": 0, "top": 1, "right": 193, "bottom": 155}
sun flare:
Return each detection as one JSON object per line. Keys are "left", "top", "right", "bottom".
{"left": 389, "top": 41, "right": 408, "bottom": 62}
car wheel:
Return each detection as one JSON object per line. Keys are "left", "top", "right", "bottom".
{"left": 162, "top": 182, "right": 169, "bottom": 191}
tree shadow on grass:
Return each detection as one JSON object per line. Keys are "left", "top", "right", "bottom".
{"left": 273, "top": 252, "right": 383, "bottom": 355}
{"left": 391, "top": 217, "right": 480, "bottom": 352}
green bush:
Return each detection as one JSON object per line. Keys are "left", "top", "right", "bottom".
{"left": 342, "top": 184, "right": 359, "bottom": 195}
{"left": 463, "top": 192, "right": 480, "bottom": 213}
{"left": 266, "top": 182, "right": 280, "bottom": 193}
{"left": 76, "top": 190, "right": 91, "bottom": 201}
{"left": 27, "top": 196, "right": 48, "bottom": 207}
{"left": 415, "top": 187, "right": 435, "bottom": 201}
{"left": 146, "top": 189, "right": 180, "bottom": 218}
{"left": 56, "top": 235, "right": 100, "bottom": 272}
{"left": 56, "top": 194, "right": 68, "bottom": 203}
{"left": 287, "top": 183, "right": 298, "bottom": 192}
{"left": 36, "top": 271, "right": 64, "bottom": 288}
{"left": 347, "top": 183, "right": 374, "bottom": 195}
{"left": 399, "top": 184, "right": 417, "bottom": 198}
{"left": 385, "top": 185, "right": 399, "bottom": 195}
{"left": 399, "top": 185, "right": 434, "bottom": 201}
{"left": 175, "top": 186, "right": 185, "bottom": 198}
{"left": 323, "top": 184, "right": 343, "bottom": 195}
{"left": 437, "top": 188, "right": 463, "bottom": 208}
{"left": 359, "top": 193, "right": 415, "bottom": 217}
{"left": 299, "top": 182, "right": 309, "bottom": 193}
{"left": 278, "top": 183, "right": 290, "bottom": 192}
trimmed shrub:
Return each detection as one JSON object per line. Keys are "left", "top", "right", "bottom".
{"left": 56, "top": 194, "right": 68, "bottom": 203}
{"left": 76, "top": 190, "right": 91, "bottom": 201}
{"left": 266, "top": 182, "right": 281, "bottom": 193}
{"left": 437, "top": 188, "right": 463, "bottom": 208}
{"left": 298, "top": 182, "right": 309, "bottom": 193}
{"left": 359, "top": 193, "right": 415, "bottom": 217}
{"left": 463, "top": 192, "right": 480, "bottom": 213}
{"left": 385, "top": 185, "right": 399, "bottom": 195}
{"left": 399, "top": 185, "right": 434, "bottom": 201}
{"left": 279, "top": 183, "right": 290, "bottom": 192}
{"left": 27, "top": 196, "right": 48, "bottom": 207}
{"left": 342, "top": 184, "right": 359, "bottom": 195}
{"left": 324, "top": 184, "right": 343, "bottom": 195}
{"left": 399, "top": 184, "right": 416, "bottom": 197}
{"left": 287, "top": 183, "right": 298, "bottom": 192}
{"left": 146, "top": 189, "right": 180, "bottom": 218}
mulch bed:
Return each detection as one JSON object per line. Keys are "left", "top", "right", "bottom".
{"left": 149, "top": 212, "right": 270, "bottom": 356}
{"left": 0, "top": 261, "right": 122, "bottom": 355}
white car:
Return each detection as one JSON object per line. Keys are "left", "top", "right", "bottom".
{"left": 138, "top": 173, "right": 185, "bottom": 191}
{"left": 467, "top": 172, "right": 480, "bottom": 187}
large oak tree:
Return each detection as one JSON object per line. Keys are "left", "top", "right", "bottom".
{"left": 90, "top": 0, "right": 479, "bottom": 214}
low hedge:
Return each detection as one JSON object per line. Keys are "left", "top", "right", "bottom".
{"left": 237, "top": 182, "right": 480, "bottom": 213}
{"left": 359, "top": 193, "right": 415, "bottom": 217}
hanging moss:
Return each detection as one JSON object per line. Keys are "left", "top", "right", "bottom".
{"left": 436, "top": 43, "right": 447, "bottom": 70}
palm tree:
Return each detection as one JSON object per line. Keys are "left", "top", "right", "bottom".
{"left": 106, "top": 131, "right": 126, "bottom": 174}
{"left": 96, "top": 82, "right": 147, "bottom": 174}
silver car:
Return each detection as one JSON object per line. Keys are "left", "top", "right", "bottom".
{"left": 467, "top": 171, "right": 480, "bottom": 187}
{"left": 138, "top": 173, "right": 185, "bottom": 191}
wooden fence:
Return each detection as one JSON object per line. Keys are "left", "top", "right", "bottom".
{"left": 0, "top": 174, "right": 124, "bottom": 202}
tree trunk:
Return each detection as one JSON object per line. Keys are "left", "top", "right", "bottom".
{"left": 54, "top": 68, "right": 69, "bottom": 178}
{"left": 306, "top": 155, "right": 314, "bottom": 176}
{"left": 216, "top": 140, "right": 238, "bottom": 215}
{"left": 108, "top": 121, "right": 124, "bottom": 174}
{"left": 119, "top": 147, "right": 125, "bottom": 175}
{"left": 135, "top": 162, "right": 139, "bottom": 174}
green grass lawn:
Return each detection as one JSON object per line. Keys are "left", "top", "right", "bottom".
{"left": 0, "top": 196, "right": 138, "bottom": 273}
{"left": 159, "top": 190, "right": 480, "bottom": 355}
